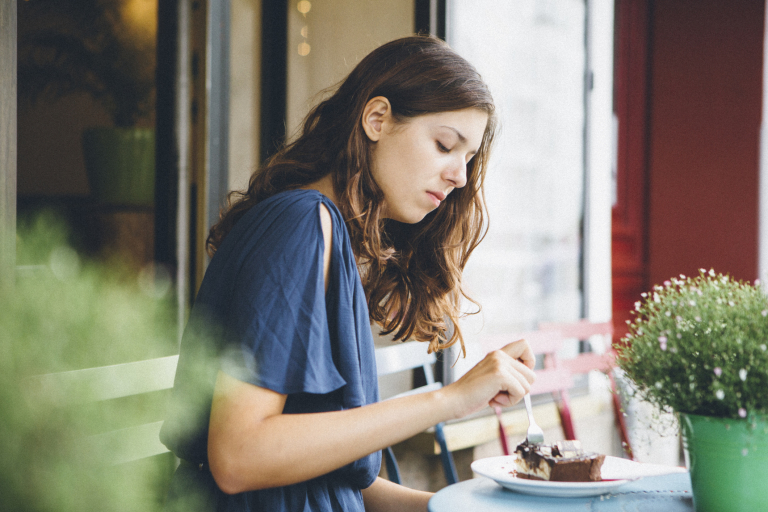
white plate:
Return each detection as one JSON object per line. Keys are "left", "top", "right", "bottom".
{"left": 471, "top": 455, "right": 687, "bottom": 498}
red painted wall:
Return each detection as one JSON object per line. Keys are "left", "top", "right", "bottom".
{"left": 647, "top": 0, "right": 764, "bottom": 285}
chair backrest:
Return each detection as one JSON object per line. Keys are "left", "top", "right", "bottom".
{"left": 538, "top": 320, "right": 616, "bottom": 374}
{"left": 375, "top": 341, "right": 442, "bottom": 397}
{"left": 28, "top": 355, "right": 179, "bottom": 465}
{"left": 374, "top": 341, "right": 458, "bottom": 485}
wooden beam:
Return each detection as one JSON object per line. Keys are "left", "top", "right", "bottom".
{"left": 0, "top": 1, "right": 16, "bottom": 286}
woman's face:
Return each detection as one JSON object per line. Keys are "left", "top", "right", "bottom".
{"left": 363, "top": 100, "right": 488, "bottom": 224}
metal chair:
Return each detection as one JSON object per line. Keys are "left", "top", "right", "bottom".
{"left": 28, "top": 355, "right": 180, "bottom": 465}
{"left": 375, "top": 342, "right": 459, "bottom": 485}
{"left": 538, "top": 320, "right": 633, "bottom": 459}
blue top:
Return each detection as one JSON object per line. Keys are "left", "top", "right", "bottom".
{"left": 160, "top": 189, "right": 381, "bottom": 511}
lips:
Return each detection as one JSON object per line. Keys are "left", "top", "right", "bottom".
{"left": 426, "top": 191, "right": 446, "bottom": 208}
{"left": 430, "top": 190, "right": 447, "bottom": 201}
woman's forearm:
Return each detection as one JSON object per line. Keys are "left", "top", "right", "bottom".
{"left": 207, "top": 371, "right": 452, "bottom": 494}
{"left": 362, "top": 477, "right": 432, "bottom": 512}
{"left": 208, "top": 340, "right": 535, "bottom": 495}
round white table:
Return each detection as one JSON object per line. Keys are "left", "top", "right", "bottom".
{"left": 428, "top": 472, "right": 693, "bottom": 512}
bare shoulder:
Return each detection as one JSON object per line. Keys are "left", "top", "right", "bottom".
{"left": 318, "top": 203, "right": 333, "bottom": 290}
{"left": 318, "top": 203, "right": 333, "bottom": 246}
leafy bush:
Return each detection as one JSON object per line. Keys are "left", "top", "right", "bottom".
{"left": 1, "top": 214, "right": 177, "bottom": 512}
{"left": 616, "top": 269, "right": 768, "bottom": 420}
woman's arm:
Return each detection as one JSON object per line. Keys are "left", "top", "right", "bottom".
{"left": 361, "top": 477, "right": 432, "bottom": 512}
{"left": 208, "top": 340, "right": 534, "bottom": 494}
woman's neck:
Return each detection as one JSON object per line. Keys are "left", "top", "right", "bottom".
{"left": 303, "top": 174, "right": 338, "bottom": 206}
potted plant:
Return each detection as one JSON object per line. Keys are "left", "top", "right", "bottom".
{"left": 18, "top": 0, "right": 157, "bottom": 206}
{"left": 616, "top": 269, "right": 768, "bottom": 512}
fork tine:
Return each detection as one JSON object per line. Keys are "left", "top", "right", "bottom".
{"left": 524, "top": 394, "right": 545, "bottom": 444}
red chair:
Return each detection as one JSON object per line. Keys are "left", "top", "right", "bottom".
{"left": 480, "top": 330, "right": 574, "bottom": 455}
{"left": 538, "top": 320, "right": 633, "bottom": 459}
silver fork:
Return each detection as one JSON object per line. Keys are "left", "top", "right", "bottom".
{"left": 524, "top": 394, "right": 545, "bottom": 444}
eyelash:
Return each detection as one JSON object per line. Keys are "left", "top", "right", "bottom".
{"left": 437, "top": 141, "right": 450, "bottom": 153}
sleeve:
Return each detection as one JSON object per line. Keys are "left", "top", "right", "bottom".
{"left": 218, "top": 198, "right": 346, "bottom": 395}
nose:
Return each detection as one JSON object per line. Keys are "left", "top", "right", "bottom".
{"left": 443, "top": 159, "right": 468, "bottom": 189}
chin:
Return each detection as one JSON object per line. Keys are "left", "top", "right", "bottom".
{"left": 393, "top": 210, "right": 431, "bottom": 224}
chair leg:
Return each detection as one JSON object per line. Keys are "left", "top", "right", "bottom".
{"left": 608, "top": 372, "right": 634, "bottom": 459}
{"left": 494, "top": 406, "right": 510, "bottom": 455}
{"left": 383, "top": 446, "right": 402, "bottom": 484}
{"left": 555, "top": 389, "right": 577, "bottom": 440}
{"left": 434, "top": 422, "right": 459, "bottom": 485}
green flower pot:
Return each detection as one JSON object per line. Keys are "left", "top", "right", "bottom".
{"left": 82, "top": 127, "right": 155, "bottom": 206}
{"left": 680, "top": 412, "right": 768, "bottom": 512}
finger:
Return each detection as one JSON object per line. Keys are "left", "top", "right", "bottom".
{"left": 509, "top": 357, "right": 537, "bottom": 384}
{"left": 500, "top": 338, "right": 536, "bottom": 369}
{"left": 487, "top": 348, "right": 537, "bottom": 384}
{"left": 494, "top": 364, "right": 532, "bottom": 404}
{"left": 489, "top": 393, "right": 512, "bottom": 408}
{"left": 489, "top": 373, "right": 528, "bottom": 408}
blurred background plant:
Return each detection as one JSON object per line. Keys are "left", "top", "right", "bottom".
{"left": 1, "top": 212, "right": 177, "bottom": 511}
{"left": 617, "top": 269, "right": 768, "bottom": 420}
{"left": 17, "top": 0, "right": 156, "bottom": 127}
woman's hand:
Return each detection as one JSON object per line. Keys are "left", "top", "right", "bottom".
{"left": 440, "top": 339, "right": 536, "bottom": 420}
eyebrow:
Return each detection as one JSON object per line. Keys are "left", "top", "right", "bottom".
{"left": 440, "top": 125, "right": 467, "bottom": 143}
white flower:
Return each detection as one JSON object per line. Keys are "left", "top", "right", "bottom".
{"left": 641, "top": 292, "right": 647, "bottom": 298}
{"left": 654, "top": 292, "right": 661, "bottom": 303}
{"left": 714, "top": 367, "right": 723, "bottom": 377}
{"left": 729, "top": 301, "right": 735, "bottom": 307}
{"left": 665, "top": 311, "right": 671, "bottom": 317}
{"left": 689, "top": 300, "right": 697, "bottom": 306}
{"left": 761, "top": 344, "right": 767, "bottom": 351}
{"left": 709, "top": 269, "right": 715, "bottom": 277}
{"left": 716, "top": 389, "right": 725, "bottom": 400}
{"left": 635, "top": 301, "right": 642, "bottom": 311}
{"left": 762, "top": 310, "right": 767, "bottom": 317}
{"left": 739, "top": 408, "right": 747, "bottom": 418}
{"left": 655, "top": 381, "right": 663, "bottom": 390}
{"left": 695, "top": 316, "right": 701, "bottom": 322}
{"left": 739, "top": 369, "right": 748, "bottom": 381}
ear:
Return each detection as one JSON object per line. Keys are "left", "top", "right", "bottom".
{"left": 361, "top": 96, "right": 392, "bottom": 142}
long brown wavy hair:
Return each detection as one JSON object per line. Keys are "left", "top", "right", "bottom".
{"left": 207, "top": 35, "right": 497, "bottom": 354}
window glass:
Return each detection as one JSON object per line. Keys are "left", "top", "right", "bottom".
{"left": 448, "top": 0, "right": 587, "bottom": 368}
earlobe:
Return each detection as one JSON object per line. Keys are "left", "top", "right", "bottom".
{"left": 361, "top": 96, "right": 391, "bottom": 142}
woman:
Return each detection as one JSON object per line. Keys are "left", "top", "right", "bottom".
{"left": 161, "top": 35, "right": 536, "bottom": 512}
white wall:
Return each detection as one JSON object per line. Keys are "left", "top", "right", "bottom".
{"left": 286, "top": 0, "right": 414, "bottom": 137}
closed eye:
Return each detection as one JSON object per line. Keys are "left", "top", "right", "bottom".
{"left": 437, "top": 141, "right": 451, "bottom": 153}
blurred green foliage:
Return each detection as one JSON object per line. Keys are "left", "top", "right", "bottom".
{"left": 1, "top": 212, "right": 178, "bottom": 511}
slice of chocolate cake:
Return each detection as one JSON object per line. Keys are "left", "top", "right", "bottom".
{"left": 514, "top": 440, "right": 605, "bottom": 482}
